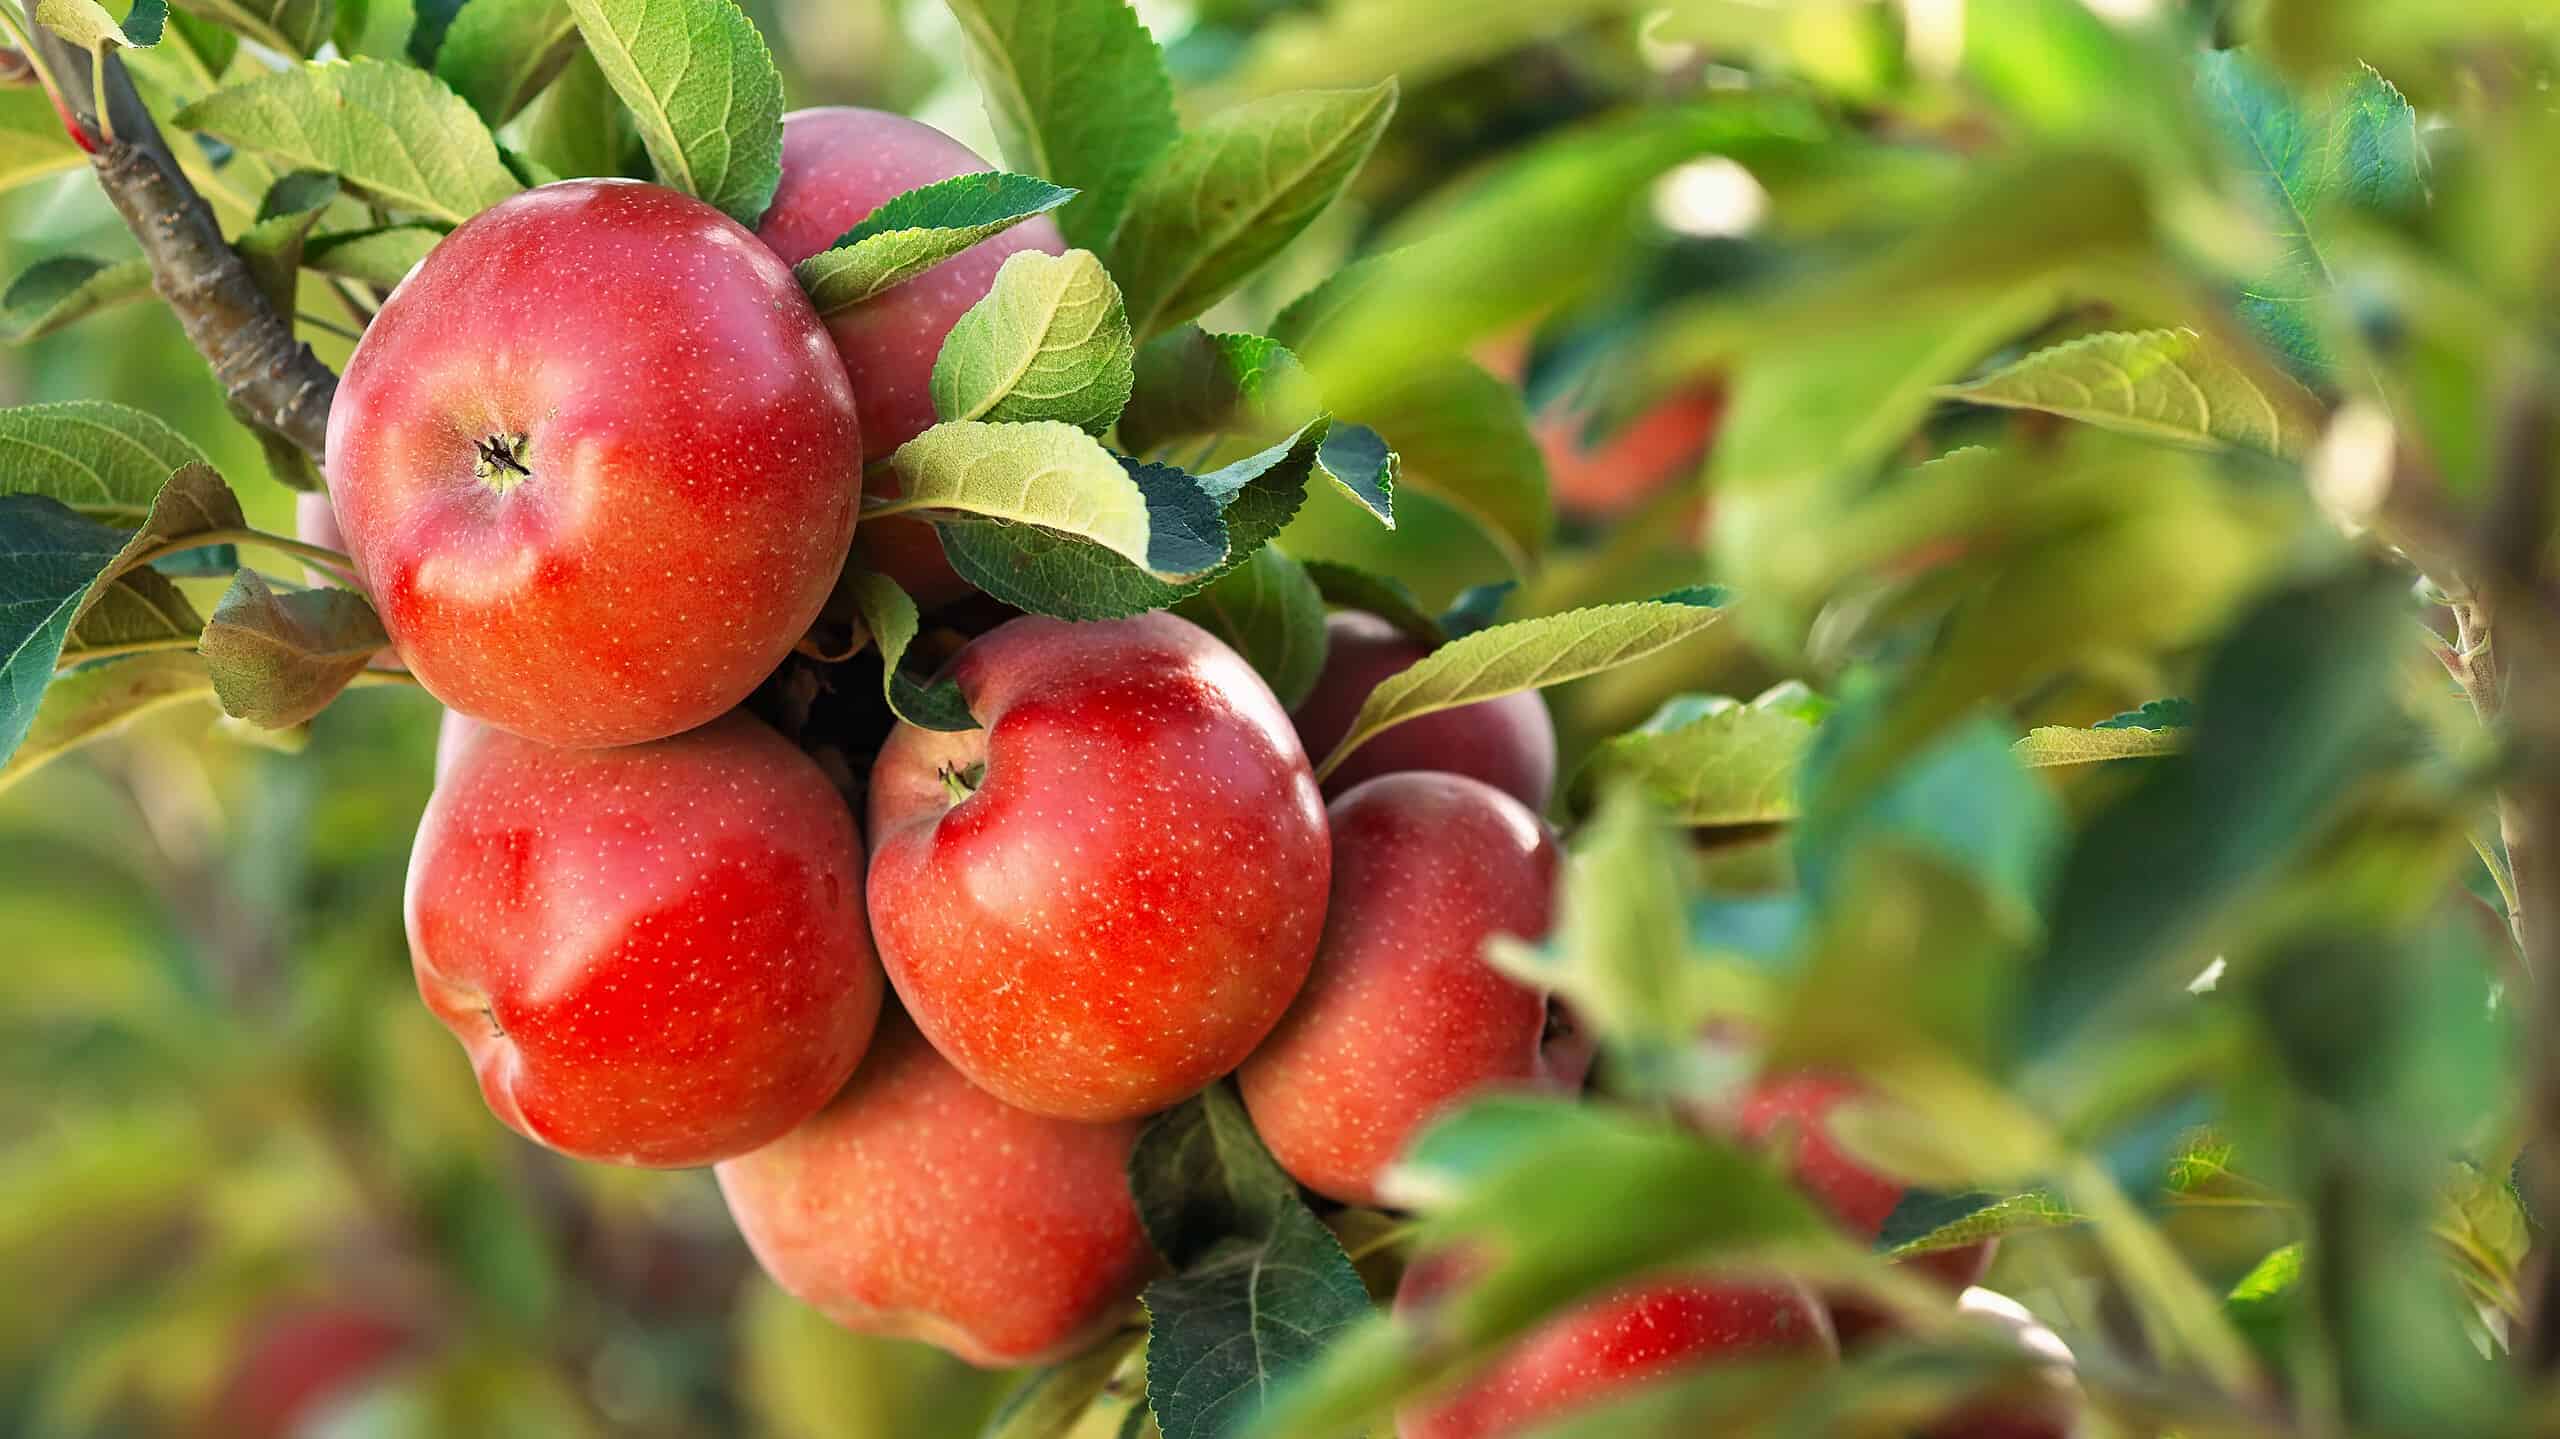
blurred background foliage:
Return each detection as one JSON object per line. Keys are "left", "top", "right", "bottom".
{"left": 10, "top": 0, "right": 2560, "bottom": 1434}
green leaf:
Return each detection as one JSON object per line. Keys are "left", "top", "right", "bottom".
{"left": 1129, "top": 1085, "right": 1297, "bottom": 1269}
{"left": 196, "top": 569, "right": 390, "bottom": 728}
{"left": 0, "top": 496, "right": 133, "bottom": 763}
{"left": 1943, "top": 329, "right": 2327, "bottom": 459}
{"left": 1311, "top": 422, "right": 1395, "bottom": 527}
{"left": 1143, "top": 1204, "right": 1370, "bottom": 1439}
{"left": 937, "top": 420, "right": 1326, "bottom": 621}
{"left": 837, "top": 570, "right": 975, "bottom": 732}
{"left": 332, "top": 0, "right": 409, "bottom": 58}
{"left": 162, "top": 6, "right": 237, "bottom": 79}
{"left": 887, "top": 420, "right": 1225, "bottom": 582}
{"left": 173, "top": 58, "right": 521, "bottom": 226}
{"left": 34, "top": 0, "right": 162, "bottom": 51}
{"left": 795, "top": 171, "right": 1076, "bottom": 315}
{"left": 1436, "top": 582, "right": 1512, "bottom": 641}
{"left": 302, "top": 224, "right": 440, "bottom": 290}
{"left": 1358, "top": 362, "right": 1544, "bottom": 567}
{"left": 2022, "top": 564, "right": 2412, "bottom": 1060}
{"left": 1312, "top": 589, "right": 1725, "bottom": 783}
{"left": 406, "top": 0, "right": 462, "bottom": 62}
{"left": 1299, "top": 559, "right": 1441, "bottom": 646}
{"left": 1111, "top": 80, "right": 1397, "bottom": 341}
{"left": 2012, "top": 724, "right": 2188, "bottom": 768}
{"left": 1878, "top": 1188, "right": 2079, "bottom": 1255}
{"left": 946, "top": 0, "right": 1178, "bottom": 250}
{"left": 983, "top": 1331, "right": 1147, "bottom": 1439}
{"left": 1118, "top": 327, "right": 1308, "bottom": 458}
{"left": 172, "top": 0, "right": 327, "bottom": 54}
{"left": 518, "top": 48, "right": 640, "bottom": 182}
{"left": 60, "top": 461, "right": 244, "bottom": 661}
{"left": 0, "top": 401, "right": 211, "bottom": 524}
{"left": 1171, "top": 544, "right": 1326, "bottom": 709}
{"left": 929, "top": 248, "right": 1133, "bottom": 432}
{"left": 434, "top": 0, "right": 578, "bottom": 126}
{"left": 65, "top": 569, "right": 201, "bottom": 662}
{"left": 562, "top": 0, "right": 780, "bottom": 225}
{"left": 0, "top": 92, "right": 88, "bottom": 197}
{"left": 0, "top": 257, "right": 153, "bottom": 344}
{"left": 2193, "top": 51, "right": 2424, "bottom": 380}
{"left": 0, "top": 651, "right": 215, "bottom": 794}
{"left": 1588, "top": 689, "right": 1820, "bottom": 827}
{"left": 1488, "top": 781, "right": 1710, "bottom": 1086}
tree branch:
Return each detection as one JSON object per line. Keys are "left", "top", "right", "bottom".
{"left": 26, "top": 32, "right": 336, "bottom": 460}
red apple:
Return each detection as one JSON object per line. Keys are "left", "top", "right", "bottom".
{"left": 1738, "top": 1073, "right": 1906, "bottom": 1240}
{"left": 326, "top": 178, "right": 862, "bottom": 748}
{"left": 1239, "top": 772, "right": 1560, "bottom": 1205}
{"left": 1293, "top": 611, "right": 1558, "bottom": 811}
{"left": 432, "top": 709, "right": 481, "bottom": 784}
{"left": 1395, "top": 1257, "right": 1835, "bottom": 1439}
{"left": 716, "top": 1010, "right": 1154, "bottom": 1368}
{"left": 756, "top": 107, "right": 1070, "bottom": 606}
{"left": 408, "top": 712, "right": 881, "bottom": 1166}
{"left": 867, "top": 612, "right": 1330, "bottom": 1121}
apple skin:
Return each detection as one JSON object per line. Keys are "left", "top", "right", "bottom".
{"left": 867, "top": 612, "right": 1330, "bottom": 1121}
{"left": 1395, "top": 1257, "right": 1835, "bottom": 1439}
{"left": 1238, "top": 772, "right": 1560, "bottom": 1205}
{"left": 756, "top": 107, "right": 1070, "bottom": 606}
{"left": 408, "top": 712, "right": 882, "bottom": 1166}
{"left": 1738, "top": 1073, "right": 1906, "bottom": 1240}
{"left": 210, "top": 1304, "right": 412, "bottom": 1439}
{"left": 716, "top": 1010, "right": 1154, "bottom": 1368}
{"left": 1292, "top": 611, "right": 1559, "bottom": 811}
{"left": 326, "top": 178, "right": 862, "bottom": 749}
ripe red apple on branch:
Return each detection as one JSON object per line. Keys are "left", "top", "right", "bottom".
{"left": 409, "top": 713, "right": 882, "bottom": 1167}
{"left": 325, "top": 178, "right": 863, "bottom": 749}
{"left": 867, "top": 612, "right": 1331, "bottom": 1121}
{"left": 1240, "top": 771, "right": 1562, "bottom": 1206}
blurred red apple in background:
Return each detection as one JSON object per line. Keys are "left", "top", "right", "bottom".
{"left": 1293, "top": 611, "right": 1557, "bottom": 811}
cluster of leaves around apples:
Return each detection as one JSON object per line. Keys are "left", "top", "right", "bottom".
{"left": 3, "top": 0, "right": 2554, "bottom": 1433}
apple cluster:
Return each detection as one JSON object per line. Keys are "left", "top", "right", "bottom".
{"left": 318, "top": 107, "right": 2067, "bottom": 1437}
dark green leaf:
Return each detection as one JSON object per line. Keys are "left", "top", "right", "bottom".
{"left": 1310, "top": 422, "right": 1393, "bottom": 527}
{"left": 946, "top": 0, "right": 1178, "bottom": 249}
{"left": 797, "top": 171, "right": 1076, "bottom": 314}
{"left": 1143, "top": 1204, "right": 1370, "bottom": 1439}
{"left": 0, "top": 496, "right": 131, "bottom": 764}
{"left": 236, "top": 170, "right": 338, "bottom": 317}
{"left": 1129, "top": 1083, "right": 1300, "bottom": 1271}
{"left": 1118, "top": 327, "right": 1308, "bottom": 458}
{"left": 172, "top": 0, "right": 327, "bottom": 54}
{"left": 196, "top": 569, "right": 390, "bottom": 728}
{"left": 406, "top": 0, "right": 464, "bottom": 63}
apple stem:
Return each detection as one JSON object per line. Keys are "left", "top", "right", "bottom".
{"left": 474, "top": 434, "right": 533, "bottom": 492}
{"left": 938, "top": 762, "right": 984, "bottom": 806}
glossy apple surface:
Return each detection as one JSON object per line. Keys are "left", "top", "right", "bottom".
{"left": 867, "top": 612, "right": 1329, "bottom": 1120}
{"left": 409, "top": 712, "right": 881, "bottom": 1166}
{"left": 1239, "top": 772, "right": 1560, "bottom": 1205}
{"left": 756, "top": 106, "right": 1069, "bottom": 605}
{"left": 327, "top": 178, "right": 861, "bottom": 747}
{"left": 1292, "top": 610, "right": 1558, "bottom": 810}
{"left": 1395, "top": 1257, "right": 1835, "bottom": 1439}
{"left": 717, "top": 1011, "right": 1154, "bottom": 1368}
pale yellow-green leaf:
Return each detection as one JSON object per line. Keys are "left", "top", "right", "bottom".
{"left": 1313, "top": 592, "right": 1724, "bottom": 782}
{"left": 1595, "top": 696, "right": 1816, "bottom": 825}
{"left": 173, "top": 58, "right": 522, "bottom": 226}
{"left": 2012, "top": 722, "right": 2188, "bottom": 767}
{"left": 563, "top": 0, "right": 783, "bottom": 225}
{"left": 0, "top": 92, "right": 88, "bottom": 195}
{"left": 1941, "top": 328, "right": 2326, "bottom": 458}
{"left": 886, "top": 420, "right": 1224, "bottom": 580}
{"left": 34, "top": 0, "right": 144, "bottom": 52}
{"left": 0, "top": 402, "right": 211, "bottom": 523}
{"left": 0, "top": 652, "right": 216, "bottom": 794}
{"left": 931, "top": 249, "right": 1133, "bottom": 432}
